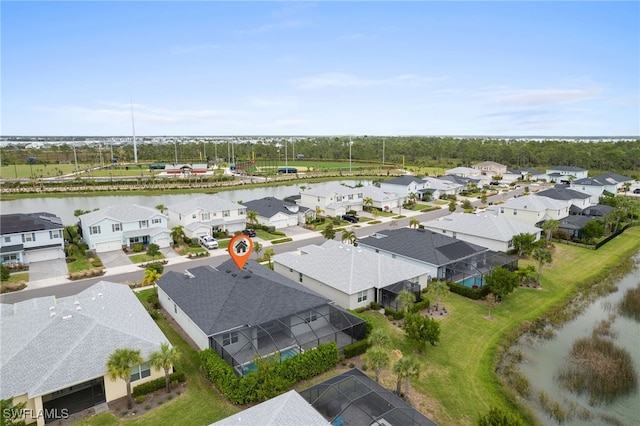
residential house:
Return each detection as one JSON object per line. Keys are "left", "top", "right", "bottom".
{"left": 79, "top": 205, "right": 170, "bottom": 253}
{"left": 497, "top": 194, "right": 571, "bottom": 227}
{"left": 535, "top": 185, "right": 595, "bottom": 208}
{"left": 359, "top": 185, "right": 404, "bottom": 212}
{"left": 580, "top": 204, "right": 615, "bottom": 218}
{"left": 378, "top": 175, "right": 424, "bottom": 200}
{"left": 0, "top": 281, "right": 169, "bottom": 426}
{"left": 298, "top": 182, "right": 364, "bottom": 217}
{"left": 166, "top": 195, "right": 247, "bottom": 238}
{"left": 518, "top": 167, "right": 547, "bottom": 182}
{"left": 438, "top": 174, "right": 483, "bottom": 190}
{"left": 558, "top": 215, "right": 598, "bottom": 239}
{"left": 445, "top": 166, "right": 479, "bottom": 178}
{"left": 157, "top": 260, "right": 366, "bottom": 375}
{"left": 357, "top": 228, "right": 517, "bottom": 286}
{"left": 0, "top": 213, "right": 65, "bottom": 265}
{"left": 570, "top": 173, "right": 635, "bottom": 198}
{"left": 545, "top": 166, "right": 588, "bottom": 183}
{"left": 243, "top": 197, "right": 313, "bottom": 229}
{"left": 421, "top": 177, "right": 463, "bottom": 200}
{"left": 472, "top": 161, "right": 507, "bottom": 177}
{"left": 273, "top": 240, "right": 430, "bottom": 310}
{"left": 422, "top": 213, "right": 542, "bottom": 253}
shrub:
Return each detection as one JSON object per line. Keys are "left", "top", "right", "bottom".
{"left": 267, "top": 226, "right": 276, "bottom": 233}
{"left": 145, "top": 262, "right": 164, "bottom": 275}
{"left": 446, "top": 281, "right": 491, "bottom": 300}
{"left": 135, "top": 395, "right": 145, "bottom": 404}
{"left": 132, "top": 371, "right": 186, "bottom": 397}
{"left": 369, "top": 301, "right": 382, "bottom": 310}
{"left": 146, "top": 243, "right": 160, "bottom": 257}
{"left": 91, "top": 260, "right": 102, "bottom": 267}
{"left": 148, "top": 309, "right": 160, "bottom": 320}
{"left": 132, "top": 243, "right": 144, "bottom": 253}
{"left": 144, "top": 404, "right": 151, "bottom": 410}
{"left": 409, "top": 298, "right": 430, "bottom": 313}
{"left": 271, "top": 238, "right": 293, "bottom": 244}
{"left": 1, "top": 265, "right": 10, "bottom": 282}
{"left": 343, "top": 340, "right": 370, "bottom": 358}
{"left": 384, "top": 308, "right": 405, "bottom": 320}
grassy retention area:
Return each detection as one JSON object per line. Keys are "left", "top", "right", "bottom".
{"left": 359, "top": 227, "right": 640, "bottom": 426}
{"left": 73, "top": 289, "right": 239, "bottom": 426}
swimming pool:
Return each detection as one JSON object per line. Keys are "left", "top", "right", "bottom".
{"left": 458, "top": 275, "right": 485, "bottom": 288}
{"left": 240, "top": 347, "right": 301, "bottom": 376}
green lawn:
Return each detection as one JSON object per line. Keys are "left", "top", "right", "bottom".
{"left": 0, "top": 163, "right": 93, "bottom": 179}
{"left": 129, "top": 253, "right": 165, "bottom": 264}
{"left": 255, "top": 229, "right": 281, "bottom": 241}
{"left": 359, "top": 227, "right": 640, "bottom": 426}
{"left": 73, "top": 289, "right": 239, "bottom": 425}
{"left": 313, "top": 220, "right": 351, "bottom": 231}
{"left": 67, "top": 257, "right": 93, "bottom": 273}
{"left": 6, "top": 272, "right": 29, "bottom": 283}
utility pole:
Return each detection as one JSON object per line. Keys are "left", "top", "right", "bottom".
{"left": 130, "top": 99, "right": 138, "bottom": 164}
{"left": 72, "top": 143, "right": 79, "bottom": 173}
{"left": 285, "top": 140, "right": 288, "bottom": 170}
{"left": 174, "top": 141, "right": 178, "bottom": 164}
{"left": 382, "top": 138, "right": 385, "bottom": 167}
{"left": 349, "top": 136, "right": 353, "bottom": 174}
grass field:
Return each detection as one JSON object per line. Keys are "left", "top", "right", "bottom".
{"left": 0, "top": 163, "right": 93, "bottom": 179}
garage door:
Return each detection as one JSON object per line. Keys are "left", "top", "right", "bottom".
{"left": 27, "top": 247, "right": 64, "bottom": 262}
{"left": 95, "top": 240, "right": 122, "bottom": 253}
{"left": 155, "top": 237, "right": 170, "bottom": 248}
{"left": 270, "top": 218, "right": 288, "bottom": 229}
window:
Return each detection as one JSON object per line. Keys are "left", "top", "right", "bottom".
{"left": 223, "top": 210, "right": 230, "bottom": 217}
{"left": 222, "top": 332, "right": 238, "bottom": 346}
{"left": 500, "top": 208, "right": 505, "bottom": 214}
{"left": 4, "top": 237, "right": 10, "bottom": 243}
{"left": 508, "top": 239, "right": 513, "bottom": 248}
{"left": 299, "top": 272, "right": 303, "bottom": 283}
{"left": 513, "top": 211, "right": 517, "bottom": 215}
{"left": 2, "top": 254, "right": 18, "bottom": 263}
{"left": 22, "top": 233, "right": 35, "bottom": 242}
{"left": 130, "top": 363, "right": 151, "bottom": 382}
{"left": 174, "top": 304, "right": 177, "bottom": 314}
{"left": 358, "top": 193, "right": 363, "bottom": 199}
{"left": 337, "top": 196, "right": 343, "bottom": 202}
{"left": 49, "top": 230, "right": 62, "bottom": 239}
{"left": 192, "top": 214, "right": 197, "bottom": 219}
{"left": 152, "top": 218, "right": 162, "bottom": 224}
{"left": 238, "top": 209, "right": 245, "bottom": 215}
{"left": 89, "top": 226, "right": 101, "bottom": 235}
{"left": 201, "top": 212, "right": 210, "bottom": 221}
{"left": 304, "top": 310, "right": 317, "bottom": 323}
{"left": 112, "top": 223, "right": 122, "bottom": 232}
{"left": 357, "top": 290, "right": 368, "bottom": 303}
{"left": 348, "top": 194, "right": 353, "bottom": 200}
{"left": 289, "top": 268, "right": 293, "bottom": 273}
{"left": 139, "top": 220, "right": 149, "bottom": 228}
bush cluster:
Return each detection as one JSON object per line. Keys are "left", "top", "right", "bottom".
{"left": 68, "top": 268, "right": 104, "bottom": 280}
{"left": 384, "top": 308, "right": 405, "bottom": 320}
{"left": 343, "top": 340, "right": 370, "bottom": 358}
{"left": 446, "top": 281, "right": 491, "bottom": 300}
{"left": 132, "top": 371, "right": 186, "bottom": 397}
{"left": 409, "top": 298, "right": 430, "bottom": 313}
{"left": 200, "top": 342, "right": 338, "bottom": 404}
{"left": 271, "top": 238, "right": 293, "bottom": 244}
{"left": 132, "top": 243, "right": 144, "bottom": 252}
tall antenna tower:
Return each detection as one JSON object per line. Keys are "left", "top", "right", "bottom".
{"left": 130, "top": 97, "right": 138, "bottom": 164}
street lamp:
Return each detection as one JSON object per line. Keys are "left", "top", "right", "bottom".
{"left": 349, "top": 136, "right": 353, "bottom": 174}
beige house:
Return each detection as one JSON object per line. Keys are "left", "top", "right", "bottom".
{"left": 472, "top": 161, "right": 508, "bottom": 177}
{"left": 497, "top": 194, "right": 570, "bottom": 227}
{"left": 0, "top": 282, "right": 169, "bottom": 425}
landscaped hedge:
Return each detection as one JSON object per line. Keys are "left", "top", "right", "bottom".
{"left": 271, "top": 238, "right": 293, "bottom": 244}
{"left": 446, "top": 281, "right": 491, "bottom": 300}
{"left": 409, "top": 298, "right": 430, "bottom": 313}
{"left": 132, "top": 371, "right": 186, "bottom": 397}
{"left": 200, "top": 342, "right": 339, "bottom": 404}
{"left": 384, "top": 308, "right": 405, "bottom": 320}
{"left": 343, "top": 340, "right": 370, "bottom": 358}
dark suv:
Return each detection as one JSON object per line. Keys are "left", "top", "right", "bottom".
{"left": 342, "top": 214, "right": 359, "bottom": 223}
{"left": 242, "top": 228, "right": 256, "bottom": 237}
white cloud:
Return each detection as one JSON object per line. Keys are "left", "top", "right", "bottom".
{"left": 491, "top": 88, "right": 601, "bottom": 106}
{"left": 292, "top": 72, "right": 445, "bottom": 90}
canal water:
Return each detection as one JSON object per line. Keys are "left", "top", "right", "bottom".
{"left": 516, "top": 257, "right": 640, "bottom": 425}
{"left": 0, "top": 180, "right": 372, "bottom": 225}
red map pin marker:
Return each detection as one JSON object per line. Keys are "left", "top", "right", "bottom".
{"left": 229, "top": 234, "right": 253, "bottom": 270}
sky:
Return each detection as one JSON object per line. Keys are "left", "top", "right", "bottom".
{"left": 2, "top": 1, "right": 639, "bottom": 137}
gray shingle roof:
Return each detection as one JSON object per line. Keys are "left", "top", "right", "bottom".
{"left": 166, "top": 195, "right": 245, "bottom": 215}
{"left": 0, "top": 213, "right": 64, "bottom": 234}
{"left": 382, "top": 175, "right": 425, "bottom": 186}
{"left": 157, "top": 260, "right": 332, "bottom": 336}
{"left": 423, "top": 213, "right": 540, "bottom": 242}
{"left": 210, "top": 390, "right": 329, "bottom": 426}
{"left": 547, "top": 166, "right": 587, "bottom": 172}
{"left": 357, "top": 228, "right": 488, "bottom": 266}
{"left": 0, "top": 281, "right": 168, "bottom": 399}
{"left": 79, "top": 204, "right": 165, "bottom": 227}
{"left": 272, "top": 240, "right": 429, "bottom": 295}
{"left": 536, "top": 187, "right": 591, "bottom": 201}
{"left": 243, "top": 197, "right": 309, "bottom": 219}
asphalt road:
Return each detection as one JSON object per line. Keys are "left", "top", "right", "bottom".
{"left": 0, "top": 186, "right": 525, "bottom": 304}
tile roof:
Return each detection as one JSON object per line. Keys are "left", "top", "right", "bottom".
{"left": 166, "top": 195, "right": 245, "bottom": 215}
{"left": 79, "top": 204, "right": 165, "bottom": 226}
{"left": 0, "top": 281, "right": 168, "bottom": 399}
{"left": 157, "top": 259, "right": 331, "bottom": 336}
{"left": 243, "top": 197, "right": 309, "bottom": 219}
{"left": 423, "top": 213, "right": 540, "bottom": 242}
{"left": 272, "top": 240, "right": 429, "bottom": 295}
{"left": 357, "top": 228, "right": 488, "bottom": 266}
{"left": 0, "top": 213, "right": 64, "bottom": 234}
{"left": 210, "top": 390, "right": 329, "bottom": 426}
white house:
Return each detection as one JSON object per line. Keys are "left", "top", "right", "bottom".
{"left": 359, "top": 185, "right": 403, "bottom": 212}
{"left": 445, "top": 166, "right": 479, "bottom": 178}
{"left": 545, "top": 166, "right": 588, "bottom": 182}
{"left": 79, "top": 205, "right": 171, "bottom": 253}
{"left": 0, "top": 213, "right": 65, "bottom": 265}
{"left": 497, "top": 194, "right": 570, "bottom": 227}
{"left": 422, "top": 213, "right": 542, "bottom": 253}
{"left": 421, "top": 177, "right": 463, "bottom": 199}
{"left": 0, "top": 281, "right": 169, "bottom": 426}
{"left": 378, "top": 176, "right": 425, "bottom": 199}
{"left": 273, "top": 240, "right": 430, "bottom": 310}
{"left": 535, "top": 186, "right": 595, "bottom": 208}
{"left": 242, "top": 197, "right": 313, "bottom": 229}
{"left": 570, "top": 173, "right": 635, "bottom": 198}
{"left": 166, "top": 195, "right": 247, "bottom": 238}
{"left": 298, "top": 182, "right": 364, "bottom": 217}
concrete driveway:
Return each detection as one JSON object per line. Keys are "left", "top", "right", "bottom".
{"left": 29, "top": 258, "right": 69, "bottom": 281}
{"left": 281, "top": 225, "right": 313, "bottom": 237}
{"left": 98, "top": 250, "right": 133, "bottom": 268}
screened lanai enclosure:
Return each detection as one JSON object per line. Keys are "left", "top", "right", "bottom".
{"left": 444, "top": 251, "right": 518, "bottom": 288}
{"left": 379, "top": 279, "right": 422, "bottom": 311}
{"left": 300, "top": 369, "right": 438, "bottom": 426}
{"left": 209, "top": 304, "right": 366, "bottom": 376}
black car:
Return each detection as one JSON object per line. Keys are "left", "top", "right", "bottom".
{"left": 342, "top": 214, "right": 359, "bottom": 223}
{"left": 242, "top": 228, "right": 256, "bottom": 237}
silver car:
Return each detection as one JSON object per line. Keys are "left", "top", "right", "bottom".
{"left": 198, "top": 235, "right": 219, "bottom": 249}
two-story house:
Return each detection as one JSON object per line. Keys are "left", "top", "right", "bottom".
{"left": 242, "top": 197, "right": 313, "bottom": 229}
{"left": 79, "top": 205, "right": 170, "bottom": 253}
{"left": 472, "top": 161, "right": 508, "bottom": 177}
{"left": 0, "top": 213, "right": 65, "bottom": 265}
{"left": 166, "top": 195, "right": 247, "bottom": 238}
{"left": 535, "top": 185, "right": 595, "bottom": 209}
{"left": 570, "top": 173, "right": 635, "bottom": 199}
{"left": 359, "top": 185, "right": 404, "bottom": 212}
{"left": 497, "top": 194, "right": 570, "bottom": 227}
{"left": 298, "top": 182, "right": 363, "bottom": 217}
{"left": 378, "top": 176, "right": 425, "bottom": 200}
{"left": 545, "top": 166, "right": 588, "bottom": 183}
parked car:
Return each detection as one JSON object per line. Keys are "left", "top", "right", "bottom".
{"left": 242, "top": 228, "right": 256, "bottom": 237}
{"left": 634, "top": 188, "right": 640, "bottom": 194}
{"left": 342, "top": 214, "right": 359, "bottom": 223}
{"left": 198, "top": 235, "right": 218, "bottom": 249}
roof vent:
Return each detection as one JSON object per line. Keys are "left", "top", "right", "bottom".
{"left": 76, "top": 306, "right": 82, "bottom": 311}
{"left": 63, "top": 314, "right": 73, "bottom": 320}
{"left": 184, "top": 270, "right": 195, "bottom": 279}
{"left": 74, "top": 300, "right": 80, "bottom": 305}
{"left": 243, "top": 275, "right": 251, "bottom": 279}
{"left": 98, "top": 293, "right": 103, "bottom": 298}
{"left": 49, "top": 306, "right": 55, "bottom": 311}
{"left": 50, "top": 312, "right": 56, "bottom": 317}
{"left": 225, "top": 270, "right": 231, "bottom": 273}
{"left": 231, "top": 273, "right": 237, "bottom": 277}
{"left": 417, "top": 228, "right": 426, "bottom": 232}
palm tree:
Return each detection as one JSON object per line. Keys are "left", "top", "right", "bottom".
{"left": 368, "top": 328, "right": 389, "bottom": 348}
{"left": 532, "top": 247, "right": 552, "bottom": 284}
{"left": 395, "top": 289, "right": 416, "bottom": 313}
{"left": 363, "top": 197, "right": 374, "bottom": 212}
{"left": 409, "top": 217, "right": 421, "bottom": 229}
{"left": 541, "top": 219, "right": 559, "bottom": 246}
{"left": 263, "top": 248, "right": 275, "bottom": 268}
{"left": 246, "top": 211, "right": 259, "bottom": 228}
{"left": 427, "top": 280, "right": 449, "bottom": 311}
{"left": 170, "top": 226, "right": 185, "bottom": 245}
{"left": 364, "top": 347, "right": 389, "bottom": 383}
{"left": 149, "top": 342, "right": 180, "bottom": 393}
{"left": 408, "top": 192, "right": 418, "bottom": 205}
{"left": 142, "top": 268, "right": 161, "bottom": 294}
{"left": 341, "top": 229, "right": 356, "bottom": 245}
{"left": 321, "top": 223, "right": 336, "bottom": 240}
{"left": 393, "top": 356, "right": 420, "bottom": 397}
{"left": 155, "top": 204, "right": 166, "bottom": 214}
{"left": 106, "top": 348, "right": 143, "bottom": 409}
